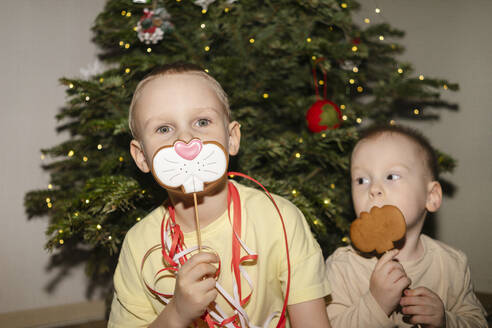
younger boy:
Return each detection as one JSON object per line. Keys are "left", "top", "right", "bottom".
{"left": 108, "top": 62, "right": 332, "bottom": 328}
{"left": 325, "top": 124, "right": 487, "bottom": 327}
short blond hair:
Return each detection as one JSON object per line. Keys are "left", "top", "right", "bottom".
{"left": 128, "top": 62, "right": 231, "bottom": 139}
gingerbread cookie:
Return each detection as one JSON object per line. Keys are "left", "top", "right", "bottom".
{"left": 350, "top": 205, "right": 406, "bottom": 254}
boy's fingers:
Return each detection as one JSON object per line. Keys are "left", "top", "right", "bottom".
{"left": 187, "top": 263, "right": 218, "bottom": 282}
{"left": 375, "top": 249, "right": 399, "bottom": 271}
{"left": 178, "top": 252, "right": 218, "bottom": 276}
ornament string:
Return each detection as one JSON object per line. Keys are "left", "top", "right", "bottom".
{"left": 312, "top": 57, "right": 328, "bottom": 100}
{"left": 193, "top": 192, "right": 202, "bottom": 252}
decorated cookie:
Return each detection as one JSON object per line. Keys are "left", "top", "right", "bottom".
{"left": 350, "top": 205, "right": 406, "bottom": 254}
{"left": 151, "top": 139, "right": 228, "bottom": 194}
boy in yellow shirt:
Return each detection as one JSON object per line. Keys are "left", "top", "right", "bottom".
{"left": 108, "top": 62, "right": 331, "bottom": 328}
{"left": 326, "top": 124, "right": 487, "bottom": 327}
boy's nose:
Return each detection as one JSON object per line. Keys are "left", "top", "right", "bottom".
{"left": 369, "top": 183, "right": 384, "bottom": 198}
{"left": 177, "top": 130, "right": 194, "bottom": 143}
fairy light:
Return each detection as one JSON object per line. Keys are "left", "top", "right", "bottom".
{"left": 295, "top": 152, "right": 301, "bottom": 158}
{"left": 119, "top": 156, "right": 124, "bottom": 162}
{"left": 342, "top": 115, "right": 348, "bottom": 121}
{"left": 351, "top": 46, "right": 358, "bottom": 52}
{"left": 342, "top": 236, "right": 349, "bottom": 243}
{"left": 330, "top": 183, "right": 335, "bottom": 189}
{"left": 96, "top": 224, "right": 102, "bottom": 230}
{"left": 291, "top": 189, "right": 298, "bottom": 195}
{"left": 349, "top": 79, "right": 355, "bottom": 84}
{"left": 119, "top": 41, "right": 124, "bottom": 47}
{"left": 352, "top": 67, "right": 358, "bottom": 73}
{"left": 124, "top": 43, "right": 130, "bottom": 49}
{"left": 108, "top": 236, "right": 112, "bottom": 240}
{"left": 313, "top": 219, "right": 320, "bottom": 225}
{"left": 224, "top": 7, "right": 230, "bottom": 13}
{"left": 312, "top": 55, "right": 317, "bottom": 61}
{"left": 83, "top": 156, "right": 88, "bottom": 162}
{"left": 263, "top": 93, "right": 269, "bottom": 99}
{"left": 59, "top": 239, "right": 64, "bottom": 245}
{"left": 419, "top": 75, "right": 425, "bottom": 80}
{"left": 147, "top": 47, "right": 152, "bottom": 53}
{"left": 204, "top": 45, "right": 210, "bottom": 51}
{"left": 414, "top": 108, "right": 420, "bottom": 115}
{"left": 364, "top": 18, "right": 370, "bottom": 24}
{"left": 68, "top": 150, "right": 74, "bottom": 157}
{"left": 126, "top": 11, "right": 131, "bottom": 17}
{"left": 375, "top": 8, "right": 381, "bottom": 14}
{"left": 46, "top": 198, "right": 51, "bottom": 203}
{"left": 321, "top": 133, "right": 326, "bottom": 138}
{"left": 85, "top": 199, "right": 90, "bottom": 204}
{"left": 204, "top": 68, "right": 209, "bottom": 73}
{"left": 341, "top": 3, "right": 348, "bottom": 8}
{"left": 200, "top": 23, "right": 206, "bottom": 29}
{"left": 443, "top": 84, "right": 448, "bottom": 90}
{"left": 68, "top": 83, "right": 74, "bottom": 89}
{"left": 99, "top": 77, "right": 104, "bottom": 83}
{"left": 379, "top": 35, "right": 384, "bottom": 41}
{"left": 356, "top": 117, "right": 362, "bottom": 124}
{"left": 306, "top": 37, "right": 312, "bottom": 43}
{"left": 340, "top": 104, "right": 346, "bottom": 110}
{"left": 398, "top": 68, "right": 403, "bottom": 74}
{"left": 58, "top": 229, "right": 63, "bottom": 234}
{"left": 47, "top": 203, "right": 53, "bottom": 208}
{"left": 136, "top": 217, "right": 141, "bottom": 222}
{"left": 390, "top": 119, "right": 396, "bottom": 125}
{"left": 85, "top": 96, "right": 90, "bottom": 101}
{"left": 133, "top": 26, "right": 138, "bottom": 31}
{"left": 74, "top": 212, "right": 79, "bottom": 217}
{"left": 357, "top": 86, "right": 363, "bottom": 93}
{"left": 141, "top": 190, "right": 146, "bottom": 194}
{"left": 249, "top": 38, "right": 255, "bottom": 44}
{"left": 202, "top": 9, "right": 207, "bottom": 14}
{"left": 40, "top": 154, "right": 45, "bottom": 160}
{"left": 125, "top": 68, "right": 131, "bottom": 74}
{"left": 298, "top": 138, "right": 304, "bottom": 143}
{"left": 97, "top": 144, "right": 103, "bottom": 150}
{"left": 319, "top": 80, "right": 324, "bottom": 85}
{"left": 324, "top": 199, "right": 331, "bottom": 205}
{"left": 121, "top": 10, "right": 126, "bottom": 16}
{"left": 48, "top": 184, "right": 53, "bottom": 189}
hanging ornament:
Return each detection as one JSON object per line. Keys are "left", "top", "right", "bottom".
{"left": 306, "top": 58, "right": 342, "bottom": 132}
{"left": 136, "top": 6, "right": 173, "bottom": 44}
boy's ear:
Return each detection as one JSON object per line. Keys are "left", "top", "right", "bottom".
{"left": 228, "top": 121, "right": 241, "bottom": 156}
{"left": 130, "top": 140, "right": 150, "bottom": 173}
{"left": 426, "top": 181, "right": 442, "bottom": 213}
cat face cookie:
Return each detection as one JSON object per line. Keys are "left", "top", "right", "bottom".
{"left": 151, "top": 138, "right": 228, "bottom": 194}
{"left": 350, "top": 205, "right": 406, "bottom": 254}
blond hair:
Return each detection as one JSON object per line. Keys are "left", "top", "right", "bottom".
{"left": 128, "top": 62, "right": 230, "bottom": 139}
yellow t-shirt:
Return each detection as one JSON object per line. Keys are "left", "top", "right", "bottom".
{"left": 109, "top": 181, "right": 330, "bottom": 327}
{"left": 326, "top": 234, "right": 488, "bottom": 328}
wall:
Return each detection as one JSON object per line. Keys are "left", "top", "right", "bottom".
{"left": 0, "top": 0, "right": 490, "bottom": 320}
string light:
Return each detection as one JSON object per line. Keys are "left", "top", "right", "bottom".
{"left": 349, "top": 79, "right": 355, "bottom": 84}
{"left": 375, "top": 8, "right": 381, "bottom": 14}
{"left": 124, "top": 43, "right": 130, "bottom": 49}
{"left": 342, "top": 236, "right": 349, "bottom": 243}
{"left": 121, "top": 10, "right": 126, "bottom": 16}
{"left": 133, "top": 26, "right": 138, "bottom": 32}
{"left": 224, "top": 7, "right": 230, "bottom": 13}
{"left": 136, "top": 217, "right": 141, "bottom": 222}
{"left": 340, "top": 3, "right": 348, "bottom": 8}
{"left": 443, "top": 84, "right": 448, "bottom": 90}
{"left": 59, "top": 239, "right": 64, "bottom": 245}
{"left": 97, "top": 144, "right": 103, "bottom": 150}
{"left": 324, "top": 199, "right": 331, "bottom": 204}
{"left": 96, "top": 224, "right": 102, "bottom": 230}
{"left": 119, "top": 41, "right": 124, "bottom": 46}
{"left": 342, "top": 115, "right": 348, "bottom": 120}
{"left": 351, "top": 46, "right": 358, "bottom": 52}
{"left": 390, "top": 120, "right": 396, "bottom": 125}
{"left": 413, "top": 108, "right": 420, "bottom": 115}
{"left": 356, "top": 117, "right": 362, "bottom": 124}
{"left": 204, "top": 45, "right": 210, "bottom": 51}
{"left": 397, "top": 68, "right": 403, "bottom": 74}
{"left": 74, "top": 212, "right": 79, "bottom": 217}
{"left": 291, "top": 189, "right": 297, "bottom": 195}
{"left": 99, "top": 77, "right": 104, "bottom": 83}
{"left": 68, "top": 150, "right": 74, "bottom": 157}
{"left": 330, "top": 183, "right": 335, "bottom": 189}
{"left": 69, "top": 83, "right": 74, "bottom": 89}
{"left": 85, "top": 199, "right": 90, "bottom": 204}
{"left": 352, "top": 67, "right": 358, "bottom": 73}
{"left": 419, "top": 75, "right": 424, "bottom": 80}
{"left": 40, "top": 154, "right": 45, "bottom": 160}
{"left": 340, "top": 104, "right": 346, "bottom": 110}
{"left": 48, "top": 184, "right": 53, "bottom": 189}
{"left": 47, "top": 203, "right": 53, "bottom": 208}
{"left": 263, "top": 93, "right": 269, "bottom": 99}
{"left": 321, "top": 133, "right": 326, "bottom": 138}
{"left": 108, "top": 236, "right": 112, "bottom": 240}
{"left": 306, "top": 37, "right": 312, "bottom": 43}
{"left": 379, "top": 35, "right": 384, "bottom": 41}
{"left": 319, "top": 80, "right": 324, "bottom": 85}
{"left": 364, "top": 18, "right": 370, "bottom": 24}
{"left": 357, "top": 86, "right": 363, "bottom": 93}
{"left": 249, "top": 38, "right": 255, "bottom": 44}
{"left": 200, "top": 23, "right": 206, "bottom": 29}
{"left": 126, "top": 11, "right": 132, "bottom": 17}
{"left": 147, "top": 47, "right": 152, "bottom": 53}
{"left": 125, "top": 68, "right": 131, "bottom": 74}
{"left": 85, "top": 96, "right": 90, "bottom": 101}
{"left": 204, "top": 68, "right": 209, "bottom": 73}
{"left": 58, "top": 229, "right": 63, "bottom": 234}
{"left": 83, "top": 156, "right": 88, "bottom": 162}
{"left": 202, "top": 9, "right": 207, "bottom": 14}
{"left": 295, "top": 152, "right": 301, "bottom": 158}
{"left": 312, "top": 56, "right": 317, "bottom": 61}
{"left": 313, "top": 219, "right": 320, "bottom": 225}
{"left": 298, "top": 138, "right": 303, "bottom": 143}
{"left": 46, "top": 198, "right": 51, "bottom": 203}
{"left": 119, "top": 156, "right": 124, "bottom": 162}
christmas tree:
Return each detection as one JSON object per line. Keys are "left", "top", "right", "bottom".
{"left": 25, "top": 0, "right": 457, "bottom": 297}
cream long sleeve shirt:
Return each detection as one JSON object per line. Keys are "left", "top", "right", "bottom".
{"left": 326, "top": 234, "right": 487, "bottom": 327}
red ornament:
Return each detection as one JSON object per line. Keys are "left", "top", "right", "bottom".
{"left": 306, "top": 58, "right": 342, "bottom": 133}
{"left": 306, "top": 99, "right": 342, "bottom": 132}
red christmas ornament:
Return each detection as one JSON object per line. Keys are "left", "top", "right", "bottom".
{"left": 306, "top": 99, "right": 342, "bottom": 132}
{"left": 306, "top": 58, "right": 342, "bottom": 133}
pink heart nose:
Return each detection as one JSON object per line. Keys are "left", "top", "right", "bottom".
{"left": 174, "top": 139, "right": 203, "bottom": 160}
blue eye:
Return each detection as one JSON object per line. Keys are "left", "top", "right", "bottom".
{"left": 196, "top": 119, "right": 210, "bottom": 127}
{"left": 387, "top": 174, "right": 400, "bottom": 180}
{"left": 156, "top": 126, "right": 171, "bottom": 134}
{"left": 356, "top": 177, "right": 369, "bottom": 185}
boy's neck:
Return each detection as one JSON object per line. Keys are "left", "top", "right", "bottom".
{"left": 167, "top": 179, "right": 229, "bottom": 232}
{"left": 395, "top": 225, "right": 425, "bottom": 262}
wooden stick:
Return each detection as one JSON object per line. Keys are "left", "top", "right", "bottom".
{"left": 193, "top": 192, "right": 202, "bottom": 252}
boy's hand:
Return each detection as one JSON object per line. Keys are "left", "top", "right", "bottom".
{"left": 369, "top": 249, "right": 411, "bottom": 316}
{"left": 169, "top": 252, "right": 219, "bottom": 327}
{"left": 400, "top": 287, "right": 446, "bottom": 328}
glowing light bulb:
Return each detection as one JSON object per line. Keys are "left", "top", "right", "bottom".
{"left": 342, "top": 236, "right": 349, "bottom": 243}
{"left": 375, "top": 8, "right": 381, "bottom": 14}
{"left": 349, "top": 79, "right": 355, "bottom": 84}
{"left": 125, "top": 43, "right": 130, "bottom": 49}
{"left": 321, "top": 133, "right": 326, "bottom": 138}
{"left": 147, "top": 47, "right": 152, "bottom": 53}
{"left": 319, "top": 80, "right": 324, "bottom": 85}
{"left": 96, "top": 224, "right": 102, "bottom": 230}
{"left": 306, "top": 37, "right": 312, "bottom": 43}
{"left": 419, "top": 75, "right": 424, "bottom": 80}
{"left": 330, "top": 183, "right": 335, "bottom": 189}
{"left": 249, "top": 38, "right": 255, "bottom": 44}
{"left": 68, "top": 150, "right": 74, "bottom": 157}
{"left": 364, "top": 18, "right": 370, "bottom": 24}
{"left": 340, "top": 104, "right": 346, "bottom": 110}
{"left": 324, "top": 199, "right": 331, "bottom": 204}
{"left": 97, "top": 144, "right": 103, "bottom": 150}
{"left": 398, "top": 68, "right": 403, "bottom": 74}
{"left": 379, "top": 35, "right": 384, "bottom": 41}
{"left": 341, "top": 3, "right": 348, "bottom": 8}
{"left": 357, "top": 86, "right": 363, "bottom": 92}
{"left": 99, "top": 77, "right": 104, "bottom": 83}
{"left": 352, "top": 67, "right": 358, "bottom": 73}
{"left": 292, "top": 189, "right": 297, "bottom": 195}
{"left": 83, "top": 156, "right": 88, "bottom": 162}
{"left": 312, "top": 56, "right": 317, "bottom": 60}
{"left": 443, "top": 84, "right": 448, "bottom": 90}
{"left": 69, "top": 83, "right": 74, "bottom": 89}
{"left": 85, "top": 96, "right": 90, "bottom": 101}
{"left": 125, "top": 68, "right": 131, "bottom": 74}
{"left": 263, "top": 93, "right": 269, "bottom": 99}
{"left": 390, "top": 120, "right": 396, "bottom": 125}
{"left": 202, "top": 9, "right": 207, "bottom": 14}
{"left": 342, "top": 115, "right": 348, "bottom": 120}
{"left": 136, "top": 217, "right": 141, "bottom": 222}
{"left": 295, "top": 153, "right": 301, "bottom": 158}
{"left": 414, "top": 109, "right": 420, "bottom": 115}
{"left": 119, "top": 156, "right": 124, "bottom": 162}
{"left": 356, "top": 118, "right": 362, "bottom": 124}
{"left": 201, "top": 23, "right": 206, "bottom": 29}
{"left": 59, "top": 239, "right": 64, "bottom": 245}
{"left": 352, "top": 46, "right": 358, "bottom": 52}
{"left": 204, "top": 46, "right": 210, "bottom": 51}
